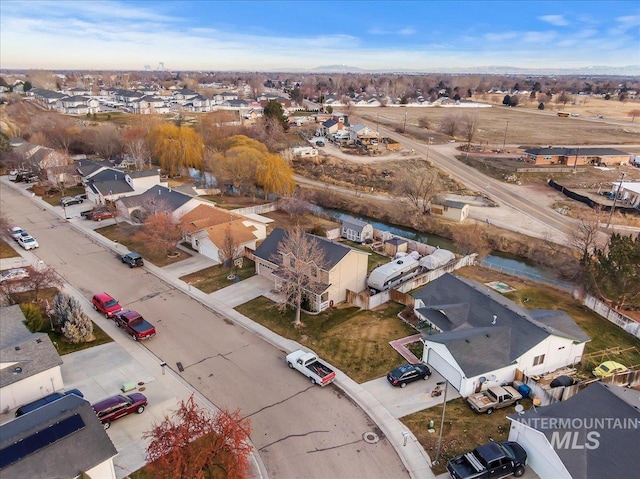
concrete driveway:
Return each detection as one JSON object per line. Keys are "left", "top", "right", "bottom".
{"left": 209, "top": 275, "right": 275, "bottom": 307}
{"left": 361, "top": 371, "right": 461, "bottom": 419}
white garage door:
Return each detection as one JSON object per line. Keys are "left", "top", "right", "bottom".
{"left": 426, "top": 348, "right": 463, "bottom": 390}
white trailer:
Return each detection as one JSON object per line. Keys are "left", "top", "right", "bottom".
{"left": 367, "top": 257, "right": 421, "bottom": 292}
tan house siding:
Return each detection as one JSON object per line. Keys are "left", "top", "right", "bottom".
{"left": 326, "top": 249, "right": 369, "bottom": 303}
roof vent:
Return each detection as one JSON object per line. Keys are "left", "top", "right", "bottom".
{"left": 492, "top": 315, "right": 497, "bottom": 325}
{"left": 14, "top": 367, "right": 22, "bottom": 374}
{"left": 14, "top": 346, "right": 21, "bottom": 351}
{"left": 36, "top": 338, "right": 42, "bottom": 343}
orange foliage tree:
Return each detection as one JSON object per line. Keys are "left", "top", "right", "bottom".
{"left": 143, "top": 395, "right": 252, "bottom": 479}
{"left": 133, "top": 212, "right": 183, "bottom": 257}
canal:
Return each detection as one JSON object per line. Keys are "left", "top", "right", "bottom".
{"left": 322, "top": 208, "right": 572, "bottom": 289}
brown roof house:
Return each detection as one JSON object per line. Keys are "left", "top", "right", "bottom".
{"left": 179, "top": 204, "right": 267, "bottom": 262}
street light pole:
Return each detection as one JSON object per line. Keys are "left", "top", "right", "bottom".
{"left": 434, "top": 379, "right": 449, "bottom": 465}
{"left": 502, "top": 120, "right": 509, "bottom": 149}
{"left": 607, "top": 172, "right": 626, "bottom": 229}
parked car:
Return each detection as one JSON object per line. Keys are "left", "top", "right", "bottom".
{"left": 91, "top": 209, "right": 115, "bottom": 221}
{"left": 386, "top": 363, "right": 432, "bottom": 388}
{"left": 121, "top": 252, "right": 144, "bottom": 268}
{"left": 593, "top": 361, "right": 628, "bottom": 378}
{"left": 447, "top": 440, "right": 527, "bottom": 479}
{"left": 17, "top": 234, "right": 39, "bottom": 250}
{"left": 59, "top": 195, "right": 84, "bottom": 206}
{"left": 92, "top": 292, "right": 123, "bottom": 318}
{"left": 112, "top": 310, "right": 156, "bottom": 341}
{"left": 0, "top": 268, "right": 29, "bottom": 283}
{"left": 91, "top": 392, "right": 147, "bottom": 429}
{"left": 15, "top": 389, "right": 84, "bottom": 417}
{"left": 9, "top": 226, "right": 26, "bottom": 241}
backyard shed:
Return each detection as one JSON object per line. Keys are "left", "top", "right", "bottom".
{"left": 341, "top": 218, "right": 373, "bottom": 244}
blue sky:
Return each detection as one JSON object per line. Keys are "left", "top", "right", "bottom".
{"left": 1, "top": 1, "right": 639, "bottom": 71}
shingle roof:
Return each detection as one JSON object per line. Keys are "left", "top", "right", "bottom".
{"left": 0, "top": 394, "right": 117, "bottom": 478}
{"left": 75, "top": 159, "right": 109, "bottom": 177}
{"left": 253, "top": 227, "right": 362, "bottom": 270}
{"left": 342, "top": 218, "right": 369, "bottom": 232}
{"left": 508, "top": 383, "right": 640, "bottom": 479}
{"left": 87, "top": 168, "right": 133, "bottom": 196}
{"left": 0, "top": 305, "right": 33, "bottom": 349}
{"left": 180, "top": 204, "right": 241, "bottom": 233}
{"left": 119, "top": 185, "right": 193, "bottom": 211}
{"left": 416, "top": 274, "right": 589, "bottom": 376}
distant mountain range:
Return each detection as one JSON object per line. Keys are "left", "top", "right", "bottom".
{"left": 306, "top": 64, "right": 640, "bottom": 76}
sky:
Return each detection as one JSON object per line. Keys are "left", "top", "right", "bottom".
{"left": 1, "top": 1, "right": 639, "bottom": 72}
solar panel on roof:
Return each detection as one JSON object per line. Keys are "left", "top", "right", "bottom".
{"left": 0, "top": 414, "right": 85, "bottom": 469}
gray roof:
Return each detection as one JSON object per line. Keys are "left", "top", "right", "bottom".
{"left": 0, "top": 305, "right": 33, "bottom": 348}
{"left": 253, "top": 227, "right": 364, "bottom": 270}
{"left": 509, "top": 382, "right": 640, "bottom": 479}
{"left": 119, "top": 185, "right": 193, "bottom": 211}
{"left": 438, "top": 200, "right": 468, "bottom": 209}
{"left": 87, "top": 168, "right": 133, "bottom": 196}
{"left": 127, "top": 169, "right": 160, "bottom": 179}
{"left": 0, "top": 394, "right": 117, "bottom": 478}
{"left": 342, "top": 218, "right": 369, "bottom": 232}
{"left": 75, "top": 159, "right": 110, "bottom": 177}
{"left": 0, "top": 332, "right": 62, "bottom": 388}
{"left": 524, "top": 147, "right": 629, "bottom": 157}
{"left": 416, "top": 274, "right": 589, "bottom": 376}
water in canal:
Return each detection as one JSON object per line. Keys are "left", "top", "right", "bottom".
{"left": 322, "top": 208, "right": 571, "bottom": 289}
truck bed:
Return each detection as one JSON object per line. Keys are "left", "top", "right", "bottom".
{"left": 306, "top": 361, "right": 334, "bottom": 378}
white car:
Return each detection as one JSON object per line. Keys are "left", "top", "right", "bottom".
{"left": 17, "top": 235, "right": 39, "bottom": 250}
{"left": 9, "top": 227, "right": 26, "bottom": 241}
{"left": 0, "top": 268, "right": 29, "bottom": 282}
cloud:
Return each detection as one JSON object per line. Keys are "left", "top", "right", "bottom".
{"left": 368, "top": 26, "right": 416, "bottom": 36}
{"left": 539, "top": 14, "right": 569, "bottom": 26}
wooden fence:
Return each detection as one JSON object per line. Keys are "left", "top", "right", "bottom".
{"left": 582, "top": 294, "right": 640, "bottom": 339}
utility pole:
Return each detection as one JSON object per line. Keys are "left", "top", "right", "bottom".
{"left": 403, "top": 110, "right": 407, "bottom": 133}
{"left": 573, "top": 147, "right": 580, "bottom": 172}
{"left": 427, "top": 137, "right": 433, "bottom": 164}
{"left": 433, "top": 380, "right": 449, "bottom": 465}
{"left": 607, "top": 172, "right": 626, "bottom": 228}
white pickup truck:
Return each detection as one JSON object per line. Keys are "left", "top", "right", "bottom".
{"left": 286, "top": 350, "right": 336, "bottom": 386}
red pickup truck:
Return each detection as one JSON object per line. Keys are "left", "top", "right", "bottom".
{"left": 112, "top": 310, "right": 156, "bottom": 341}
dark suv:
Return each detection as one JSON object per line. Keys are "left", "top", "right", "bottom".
{"left": 387, "top": 363, "right": 432, "bottom": 388}
{"left": 121, "top": 252, "right": 144, "bottom": 268}
{"left": 92, "top": 393, "right": 147, "bottom": 429}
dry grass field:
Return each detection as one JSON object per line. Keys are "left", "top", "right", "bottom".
{"left": 356, "top": 96, "right": 640, "bottom": 147}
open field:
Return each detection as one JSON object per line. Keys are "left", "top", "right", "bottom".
{"left": 356, "top": 96, "right": 640, "bottom": 147}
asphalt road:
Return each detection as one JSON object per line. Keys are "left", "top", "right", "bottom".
{"left": 2, "top": 186, "right": 409, "bottom": 479}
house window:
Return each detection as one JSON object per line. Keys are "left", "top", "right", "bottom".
{"left": 310, "top": 265, "right": 317, "bottom": 277}
{"left": 289, "top": 257, "right": 295, "bottom": 268}
{"left": 533, "top": 354, "right": 545, "bottom": 366}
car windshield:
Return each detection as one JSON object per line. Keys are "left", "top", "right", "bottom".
{"left": 601, "top": 365, "right": 610, "bottom": 372}
{"left": 23, "top": 237, "right": 35, "bottom": 243}
{"left": 105, "top": 299, "right": 119, "bottom": 308}
{"left": 498, "top": 443, "right": 515, "bottom": 460}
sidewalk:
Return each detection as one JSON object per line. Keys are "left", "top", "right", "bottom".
{"left": 3, "top": 177, "right": 439, "bottom": 479}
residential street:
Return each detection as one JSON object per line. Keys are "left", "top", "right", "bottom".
{"left": 1, "top": 181, "right": 414, "bottom": 479}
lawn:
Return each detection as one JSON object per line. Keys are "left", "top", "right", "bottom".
{"left": 0, "top": 238, "right": 20, "bottom": 259}
{"left": 30, "top": 185, "right": 87, "bottom": 206}
{"left": 179, "top": 259, "right": 256, "bottom": 294}
{"left": 235, "top": 297, "right": 416, "bottom": 383}
{"left": 401, "top": 397, "right": 533, "bottom": 475}
{"left": 9, "top": 287, "right": 113, "bottom": 355}
{"left": 96, "top": 223, "right": 191, "bottom": 267}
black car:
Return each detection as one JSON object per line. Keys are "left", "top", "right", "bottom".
{"left": 60, "top": 195, "right": 84, "bottom": 206}
{"left": 387, "top": 363, "right": 432, "bottom": 388}
{"left": 121, "top": 252, "right": 144, "bottom": 268}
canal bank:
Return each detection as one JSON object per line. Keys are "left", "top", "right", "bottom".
{"left": 319, "top": 207, "right": 572, "bottom": 289}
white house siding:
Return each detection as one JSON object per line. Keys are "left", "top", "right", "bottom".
{"left": 196, "top": 237, "right": 220, "bottom": 263}
{"left": 0, "top": 366, "right": 64, "bottom": 413}
{"left": 463, "top": 364, "right": 519, "bottom": 397}
{"left": 508, "top": 421, "right": 572, "bottom": 479}
{"left": 517, "top": 336, "right": 586, "bottom": 378}
{"left": 85, "top": 459, "right": 117, "bottom": 479}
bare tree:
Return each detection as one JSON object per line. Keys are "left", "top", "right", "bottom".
{"left": 571, "top": 211, "right": 605, "bottom": 260}
{"left": 451, "top": 222, "right": 490, "bottom": 258}
{"left": 460, "top": 114, "right": 479, "bottom": 148}
{"left": 394, "top": 168, "right": 441, "bottom": 214}
{"left": 438, "top": 114, "right": 459, "bottom": 137}
{"left": 218, "top": 223, "right": 244, "bottom": 280}
{"left": 274, "top": 227, "right": 328, "bottom": 327}
{"left": 24, "top": 266, "right": 62, "bottom": 302}
{"left": 87, "top": 123, "right": 123, "bottom": 160}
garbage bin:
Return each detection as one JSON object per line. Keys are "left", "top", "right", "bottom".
{"left": 517, "top": 383, "right": 531, "bottom": 399}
